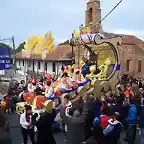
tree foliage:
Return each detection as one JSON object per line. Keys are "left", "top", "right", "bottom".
{"left": 0, "top": 43, "right": 11, "bottom": 49}
{"left": 16, "top": 42, "right": 25, "bottom": 53}
{"left": 58, "top": 40, "right": 69, "bottom": 45}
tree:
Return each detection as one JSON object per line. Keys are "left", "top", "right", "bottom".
{"left": 58, "top": 40, "right": 69, "bottom": 45}
{"left": 16, "top": 42, "right": 25, "bottom": 53}
{"left": 0, "top": 43, "right": 11, "bottom": 49}
{"left": 0, "top": 43, "right": 12, "bottom": 53}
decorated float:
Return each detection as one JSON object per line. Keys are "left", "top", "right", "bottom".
{"left": 12, "top": 27, "right": 122, "bottom": 115}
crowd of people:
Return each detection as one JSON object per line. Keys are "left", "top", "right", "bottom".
{"left": 1, "top": 68, "right": 144, "bottom": 144}
{"left": 18, "top": 74, "right": 144, "bottom": 144}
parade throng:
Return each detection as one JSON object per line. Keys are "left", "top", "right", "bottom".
{"left": 1, "top": 60, "right": 144, "bottom": 144}
{"left": 0, "top": 0, "right": 144, "bottom": 144}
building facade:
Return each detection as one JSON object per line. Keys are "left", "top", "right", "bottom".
{"left": 83, "top": 0, "right": 144, "bottom": 77}
{"left": 15, "top": 45, "right": 72, "bottom": 75}
{"left": 14, "top": 0, "right": 144, "bottom": 77}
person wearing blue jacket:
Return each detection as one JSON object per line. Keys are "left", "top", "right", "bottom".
{"left": 139, "top": 101, "right": 144, "bottom": 144}
{"left": 125, "top": 99, "right": 138, "bottom": 144}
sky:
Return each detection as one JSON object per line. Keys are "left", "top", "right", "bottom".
{"left": 0, "top": 0, "right": 143, "bottom": 47}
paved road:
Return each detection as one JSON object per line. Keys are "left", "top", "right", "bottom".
{"left": 7, "top": 113, "right": 63, "bottom": 144}
{"left": 6, "top": 113, "right": 140, "bottom": 144}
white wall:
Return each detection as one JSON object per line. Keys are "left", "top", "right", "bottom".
{"left": 15, "top": 59, "right": 67, "bottom": 75}
{"left": 47, "top": 62, "right": 53, "bottom": 74}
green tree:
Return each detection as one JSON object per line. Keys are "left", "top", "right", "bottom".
{"left": 58, "top": 40, "right": 69, "bottom": 45}
{"left": 16, "top": 42, "right": 25, "bottom": 53}
{"left": 0, "top": 43, "right": 10, "bottom": 49}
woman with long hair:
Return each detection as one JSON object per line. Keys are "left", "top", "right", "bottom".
{"left": 20, "top": 105, "right": 35, "bottom": 144}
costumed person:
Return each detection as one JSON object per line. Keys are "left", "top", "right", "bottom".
{"left": 59, "top": 72, "right": 69, "bottom": 90}
{"left": 67, "top": 68, "right": 77, "bottom": 89}
{"left": 27, "top": 77, "right": 38, "bottom": 93}
{"left": 45, "top": 81, "right": 54, "bottom": 99}
{"left": 20, "top": 105, "right": 35, "bottom": 144}
{"left": 55, "top": 95, "right": 72, "bottom": 143}
{"left": 1, "top": 95, "right": 11, "bottom": 114}
{"left": 19, "top": 80, "right": 26, "bottom": 90}
{"left": 58, "top": 65, "right": 65, "bottom": 77}
{"left": 81, "top": 58, "right": 90, "bottom": 77}
{"left": 75, "top": 68, "right": 85, "bottom": 83}
{"left": 34, "top": 103, "right": 56, "bottom": 144}
{"left": 38, "top": 76, "right": 44, "bottom": 90}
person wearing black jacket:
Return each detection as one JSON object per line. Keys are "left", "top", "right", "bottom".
{"left": 84, "top": 93, "right": 101, "bottom": 141}
{"left": 34, "top": 109, "right": 56, "bottom": 144}
{"left": 0, "top": 109, "right": 12, "bottom": 144}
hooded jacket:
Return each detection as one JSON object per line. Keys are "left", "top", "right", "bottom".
{"left": 60, "top": 103, "right": 88, "bottom": 144}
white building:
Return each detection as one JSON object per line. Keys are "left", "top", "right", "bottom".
{"left": 14, "top": 45, "right": 72, "bottom": 75}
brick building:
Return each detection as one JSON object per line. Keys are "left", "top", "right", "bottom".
{"left": 82, "top": 0, "right": 144, "bottom": 77}
{"left": 15, "top": 0, "right": 144, "bottom": 77}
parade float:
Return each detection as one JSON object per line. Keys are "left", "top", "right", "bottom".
{"left": 12, "top": 27, "right": 123, "bottom": 115}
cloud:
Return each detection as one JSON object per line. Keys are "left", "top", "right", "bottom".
{"left": 102, "top": 0, "right": 144, "bottom": 31}
{"left": 0, "top": 0, "right": 143, "bottom": 46}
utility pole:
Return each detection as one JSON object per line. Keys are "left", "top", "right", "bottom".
{"left": 12, "top": 36, "right": 16, "bottom": 73}
{"left": 71, "top": 33, "right": 75, "bottom": 64}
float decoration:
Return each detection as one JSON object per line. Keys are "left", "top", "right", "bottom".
{"left": 24, "top": 36, "right": 38, "bottom": 59}
{"left": 15, "top": 25, "right": 123, "bottom": 115}
{"left": 24, "top": 32, "right": 55, "bottom": 58}
{"left": 71, "top": 24, "right": 123, "bottom": 80}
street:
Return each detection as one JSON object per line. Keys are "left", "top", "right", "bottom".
{"left": 7, "top": 113, "right": 64, "bottom": 144}
{"left": 6, "top": 113, "right": 140, "bottom": 144}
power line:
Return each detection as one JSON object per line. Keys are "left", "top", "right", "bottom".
{"left": 96, "top": 0, "right": 123, "bottom": 26}
{"left": 0, "top": 38, "right": 12, "bottom": 42}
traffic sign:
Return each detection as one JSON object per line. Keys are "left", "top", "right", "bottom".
{"left": 0, "top": 58, "right": 12, "bottom": 70}
{"left": 0, "top": 47, "right": 12, "bottom": 70}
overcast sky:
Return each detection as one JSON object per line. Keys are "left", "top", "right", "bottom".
{"left": 0, "top": 0, "right": 143, "bottom": 46}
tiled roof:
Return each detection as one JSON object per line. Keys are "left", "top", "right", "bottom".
{"left": 105, "top": 32, "right": 144, "bottom": 48}
{"left": 14, "top": 45, "right": 72, "bottom": 61}
{"left": 14, "top": 33, "right": 144, "bottom": 61}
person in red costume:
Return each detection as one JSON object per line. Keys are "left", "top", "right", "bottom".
{"left": 20, "top": 105, "right": 35, "bottom": 144}
{"left": 28, "top": 77, "right": 38, "bottom": 92}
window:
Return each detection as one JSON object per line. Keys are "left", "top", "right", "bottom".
{"left": 23, "top": 60, "right": 24, "bottom": 66}
{"left": 53, "top": 62, "right": 56, "bottom": 72}
{"left": 45, "top": 62, "right": 47, "bottom": 72}
{"left": 33, "top": 61, "right": 35, "bottom": 71}
{"left": 138, "top": 60, "right": 142, "bottom": 72}
{"left": 28, "top": 60, "right": 31, "bottom": 67}
{"left": 88, "top": 8, "right": 92, "bottom": 23}
{"left": 38, "top": 61, "right": 41, "bottom": 70}
{"left": 126, "top": 60, "right": 130, "bottom": 71}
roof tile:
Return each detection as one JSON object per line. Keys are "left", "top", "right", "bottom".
{"left": 14, "top": 33, "right": 144, "bottom": 60}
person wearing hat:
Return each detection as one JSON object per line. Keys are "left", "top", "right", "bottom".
{"left": 27, "top": 77, "right": 38, "bottom": 92}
